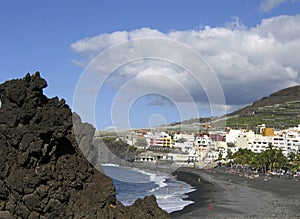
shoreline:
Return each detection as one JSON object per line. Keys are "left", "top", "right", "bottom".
{"left": 101, "top": 162, "right": 300, "bottom": 218}
{"left": 101, "top": 163, "right": 196, "bottom": 213}
{"left": 170, "top": 167, "right": 300, "bottom": 218}
{"left": 170, "top": 168, "right": 218, "bottom": 218}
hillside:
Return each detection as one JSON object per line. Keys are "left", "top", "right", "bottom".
{"left": 229, "top": 85, "right": 300, "bottom": 116}
{"left": 166, "top": 85, "right": 300, "bottom": 131}
{"left": 225, "top": 85, "right": 300, "bottom": 129}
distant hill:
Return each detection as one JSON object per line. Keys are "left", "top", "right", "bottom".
{"left": 229, "top": 85, "right": 300, "bottom": 116}
{"left": 225, "top": 85, "right": 300, "bottom": 129}
{"left": 167, "top": 85, "right": 300, "bottom": 131}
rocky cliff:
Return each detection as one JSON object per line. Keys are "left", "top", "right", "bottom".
{"left": 0, "top": 73, "right": 170, "bottom": 219}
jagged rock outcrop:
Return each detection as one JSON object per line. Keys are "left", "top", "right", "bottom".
{"left": 0, "top": 72, "right": 170, "bottom": 219}
{"left": 102, "top": 138, "right": 137, "bottom": 162}
{"left": 94, "top": 137, "right": 134, "bottom": 166}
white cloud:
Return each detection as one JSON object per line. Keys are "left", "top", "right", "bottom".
{"left": 259, "top": 0, "right": 288, "bottom": 12}
{"left": 71, "top": 14, "right": 300, "bottom": 114}
{"left": 71, "top": 31, "right": 129, "bottom": 55}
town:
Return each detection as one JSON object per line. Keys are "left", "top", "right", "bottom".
{"left": 98, "top": 124, "right": 300, "bottom": 175}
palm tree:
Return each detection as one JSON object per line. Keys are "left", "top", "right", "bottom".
{"left": 264, "top": 143, "right": 277, "bottom": 171}
{"left": 296, "top": 154, "right": 300, "bottom": 171}
{"left": 217, "top": 150, "right": 223, "bottom": 167}
{"left": 233, "top": 148, "right": 246, "bottom": 166}
{"left": 234, "top": 148, "right": 255, "bottom": 167}
{"left": 256, "top": 152, "right": 268, "bottom": 173}
{"left": 226, "top": 149, "right": 234, "bottom": 167}
{"left": 288, "top": 152, "right": 296, "bottom": 162}
{"left": 289, "top": 152, "right": 300, "bottom": 173}
{"left": 273, "top": 149, "right": 288, "bottom": 172}
{"left": 225, "top": 143, "right": 299, "bottom": 174}
{"left": 249, "top": 153, "right": 260, "bottom": 170}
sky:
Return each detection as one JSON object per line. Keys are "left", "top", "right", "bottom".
{"left": 0, "top": 0, "right": 300, "bottom": 130}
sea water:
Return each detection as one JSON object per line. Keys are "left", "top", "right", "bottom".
{"left": 101, "top": 164, "right": 195, "bottom": 213}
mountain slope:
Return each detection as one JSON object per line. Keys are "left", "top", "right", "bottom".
{"left": 164, "top": 85, "right": 300, "bottom": 131}
{"left": 225, "top": 85, "right": 300, "bottom": 129}
{"left": 229, "top": 85, "right": 300, "bottom": 116}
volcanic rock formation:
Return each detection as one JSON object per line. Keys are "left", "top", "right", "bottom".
{"left": 0, "top": 72, "right": 170, "bottom": 219}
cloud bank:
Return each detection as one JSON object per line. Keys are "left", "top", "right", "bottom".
{"left": 71, "top": 14, "right": 300, "bottom": 114}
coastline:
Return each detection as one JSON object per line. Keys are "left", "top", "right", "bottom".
{"left": 170, "top": 167, "right": 300, "bottom": 218}
{"left": 101, "top": 162, "right": 196, "bottom": 213}
{"left": 170, "top": 168, "right": 219, "bottom": 218}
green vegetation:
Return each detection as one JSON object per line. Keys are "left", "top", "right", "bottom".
{"left": 226, "top": 145, "right": 300, "bottom": 173}
{"left": 101, "top": 136, "right": 118, "bottom": 142}
{"left": 223, "top": 114, "right": 300, "bottom": 130}
{"left": 135, "top": 138, "right": 148, "bottom": 147}
{"left": 177, "top": 137, "right": 187, "bottom": 143}
{"left": 168, "top": 86, "right": 300, "bottom": 131}
{"left": 102, "top": 138, "right": 137, "bottom": 162}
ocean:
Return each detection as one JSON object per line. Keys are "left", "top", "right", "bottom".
{"left": 101, "top": 164, "right": 195, "bottom": 213}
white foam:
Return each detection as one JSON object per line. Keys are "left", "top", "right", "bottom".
{"left": 102, "top": 165, "right": 195, "bottom": 213}
{"left": 159, "top": 199, "right": 194, "bottom": 213}
{"left": 152, "top": 179, "right": 196, "bottom": 213}
{"left": 101, "top": 163, "right": 120, "bottom": 167}
{"left": 149, "top": 173, "right": 168, "bottom": 188}
{"left": 153, "top": 193, "right": 174, "bottom": 199}
{"left": 139, "top": 170, "right": 196, "bottom": 213}
{"left": 102, "top": 165, "right": 150, "bottom": 183}
{"left": 131, "top": 168, "right": 168, "bottom": 188}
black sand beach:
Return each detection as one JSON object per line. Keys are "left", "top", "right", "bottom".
{"left": 171, "top": 167, "right": 300, "bottom": 218}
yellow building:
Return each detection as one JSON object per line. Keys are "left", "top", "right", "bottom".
{"left": 262, "top": 127, "right": 275, "bottom": 136}
{"left": 163, "top": 137, "right": 172, "bottom": 147}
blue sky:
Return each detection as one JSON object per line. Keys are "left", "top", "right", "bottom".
{"left": 1, "top": 0, "right": 300, "bottom": 129}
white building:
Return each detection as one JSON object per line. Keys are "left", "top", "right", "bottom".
{"left": 173, "top": 141, "right": 195, "bottom": 155}
{"left": 149, "top": 132, "right": 172, "bottom": 147}
{"left": 226, "top": 129, "right": 243, "bottom": 144}
{"left": 195, "top": 135, "right": 212, "bottom": 148}
{"left": 173, "top": 133, "right": 195, "bottom": 142}
{"left": 284, "top": 128, "right": 300, "bottom": 154}
{"left": 249, "top": 135, "right": 272, "bottom": 153}
{"left": 173, "top": 133, "right": 195, "bottom": 155}
{"left": 203, "top": 150, "right": 219, "bottom": 164}
{"left": 236, "top": 130, "right": 256, "bottom": 149}
{"left": 247, "top": 135, "right": 288, "bottom": 156}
